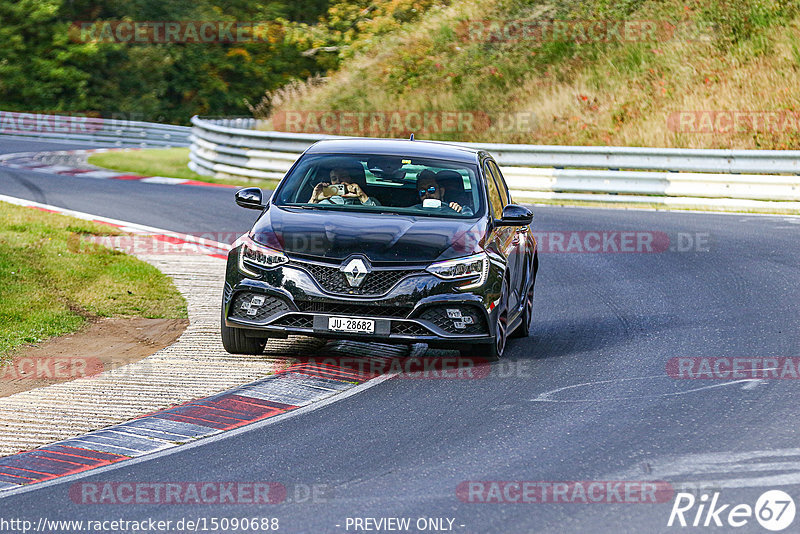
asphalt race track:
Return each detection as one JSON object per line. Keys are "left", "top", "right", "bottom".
{"left": 1, "top": 139, "right": 799, "bottom": 533}
{"left": 0, "top": 139, "right": 257, "bottom": 237}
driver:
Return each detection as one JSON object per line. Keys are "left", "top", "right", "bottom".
{"left": 413, "top": 170, "right": 471, "bottom": 214}
{"left": 308, "top": 167, "right": 378, "bottom": 206}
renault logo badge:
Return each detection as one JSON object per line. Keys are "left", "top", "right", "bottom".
{"left": 341, "top": 257, "right": 369, "bottom": 287}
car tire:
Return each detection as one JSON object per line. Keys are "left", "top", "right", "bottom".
{"left": 491, "top": 309, "right": 507, "bottom": 360}
{"left": 511, "top": 280, "right": 533, "bottom": 339}
{"left": 465, "top": 278, "right": 508, "bottom": 361}
{"left": 511, "top": 251, "right": 536, "bottom": 339}
{"left": 220, "top": 308, "right": 268, "bottom": 355}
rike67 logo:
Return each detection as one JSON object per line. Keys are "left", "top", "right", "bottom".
{"left": 668, "top": 490, "right": 796, "bottom": 531}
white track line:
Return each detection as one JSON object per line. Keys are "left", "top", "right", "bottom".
{"left": 0, "top": 193, "right": 232, "bottom": 252}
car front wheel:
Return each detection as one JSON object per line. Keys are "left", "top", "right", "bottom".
{"left": 462, "top": 279, "right": 508, "bottom": 361}
{"left": 511, "top": 280, "right": 533, "bottom": 339}
{"left": 220, "top": 308, "right": 268, "bottom": 354}
{"left": 491, "top": 292, "right": 508, "bottom": 360}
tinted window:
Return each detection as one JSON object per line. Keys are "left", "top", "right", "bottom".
{"left": 484, "top": 161, "right": 504, "bottom": 219}
{"left": 272, "top": 153, "right": 483, "bottom": 218}
{"left": 488, "top": 160, "right": 510, "bottom": 205}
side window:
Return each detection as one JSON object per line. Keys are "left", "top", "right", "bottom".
{"left": 483, "top": 161, "right": 503, "bottom": 219}
{"left": 488, "top": 161, "right": 510, "bottom": 205}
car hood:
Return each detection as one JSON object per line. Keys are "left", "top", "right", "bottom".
{"left": 251, "top": 206, "right": 486, "bottom": 263}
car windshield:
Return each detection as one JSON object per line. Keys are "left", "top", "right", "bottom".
{"left": 272, "top": 153, "right": 483, "bottom": 218}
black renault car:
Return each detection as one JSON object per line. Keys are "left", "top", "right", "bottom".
{"left": 221, "top": 138, "right": 537, "bottom": 359}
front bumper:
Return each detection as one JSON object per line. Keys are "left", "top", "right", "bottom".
{"left": 223, "top": 250, "right": 501, "bottom": 348}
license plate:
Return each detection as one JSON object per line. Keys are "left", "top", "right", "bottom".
{"left": 328, "top": 316, "right": 375, "bottom": 334}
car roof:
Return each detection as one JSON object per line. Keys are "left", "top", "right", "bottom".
{"left": 304, "top": 138, "right": 482, "bottom": 164}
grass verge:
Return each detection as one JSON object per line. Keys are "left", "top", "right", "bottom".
{"left": 0, "top": 202, "right": 187, "bottom": 361}
{"left": 87, "top": 148, "right": 279, "bottom": 189}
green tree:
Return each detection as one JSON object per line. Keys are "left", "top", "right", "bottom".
{"left": 0, "top": 0, "right": 332, "bottom": 123}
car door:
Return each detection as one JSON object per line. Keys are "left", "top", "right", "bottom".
{"left": 487, "top": 159, "right": 524, "bottom": 313}
{"left": 482, "top": 158, "right": 519, "bottom": 312}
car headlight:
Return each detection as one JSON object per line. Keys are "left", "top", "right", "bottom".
{"left": 237, "top": 235, "right": 288, "bottom": 276}
{"left": 426, "top": 252, "right": 489, "bottom": 289}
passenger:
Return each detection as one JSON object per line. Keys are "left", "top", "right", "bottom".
{"left": 412, "top": 170, "right": 472, "bottom": 215}
{"left": 309, "top": 167, "right": 378, "bottom": 206}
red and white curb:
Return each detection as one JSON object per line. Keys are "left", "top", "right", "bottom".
{"left": 0, "top": 149, "right": 237, "bottom": 188}
{"left": 0, "top": 356, "right": 399, "bottom": 495}
{"left": 0, "top": 195, "right": 404, "bottom": 496}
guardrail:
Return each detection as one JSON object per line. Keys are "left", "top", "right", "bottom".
{"left": 189, "top": 116, "right": 800, "bottom": 209}
{"left": 0, "top": 111, "right": 190, "bottom": 148}
{"left": 4, "top": 111, "right": 794, "bottom": 209}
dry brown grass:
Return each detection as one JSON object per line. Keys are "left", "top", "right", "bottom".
{"left": 262, "top": 0, "right": 800, "bottom": 149}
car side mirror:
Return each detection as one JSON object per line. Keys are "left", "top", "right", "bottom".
{"left": 495, "top": 204, "right": 533, "bottom": 226}
{"left": 235, "top": 188, "right": 266, "bottom": 210}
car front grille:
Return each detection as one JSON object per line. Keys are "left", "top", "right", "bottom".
{"left": 292, "top": 260, "right": 423, "bottom": 296}
{"left": 297, "top": 301, "right": 412, "bottom": 318}
{"left": 417, "top": 305, "right": 488, "bottom": 335}
{"left": 229, "top": 292, "right": 290, "bottom": 322}
{"left": 390, "top": 322, "right": 430, "bottom": 336}
{"left": 271, "top": 314, "right": 314, "bottom": 328}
